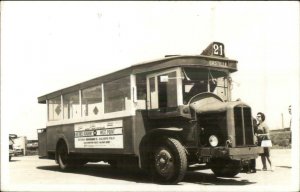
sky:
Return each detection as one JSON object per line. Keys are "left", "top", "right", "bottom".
{"left": 1, "top": 2, "right": 300, "bottom": 191}
{"left": 1, "top": 1, "right": 299, "bottom": 142}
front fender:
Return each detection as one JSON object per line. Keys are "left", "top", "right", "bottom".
{"left": 139, "top": 127, "right": 183, "bottom": 170}
{"left": 147, "top": 127, "right": 183, "bottom": 135}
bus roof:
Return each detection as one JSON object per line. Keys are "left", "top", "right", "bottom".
{"left": 38, "top": 54, "right": 237, "bottom": 104}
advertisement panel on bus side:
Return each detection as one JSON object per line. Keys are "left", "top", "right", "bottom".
{"left": 74, "top": 120, "right": 123, "bottom": 149}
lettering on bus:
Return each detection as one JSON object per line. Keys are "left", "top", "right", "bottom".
{"left": 209, "top": 60, "right": 228, "bottom": 67}
{"left": 74, "top": 120, "right": 123, "bottom": 149}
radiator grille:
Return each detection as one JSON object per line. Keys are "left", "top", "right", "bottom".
{"left": 234, "top": 106, "right": 254, "bottom": 146}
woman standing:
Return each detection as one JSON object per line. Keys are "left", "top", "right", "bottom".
{"left": 256, "top": 112, "right": 273, "bottom": 171}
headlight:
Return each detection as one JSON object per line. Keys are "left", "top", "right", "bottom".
{"left": 209, "top": 135, "right": 219, "bottom": 147}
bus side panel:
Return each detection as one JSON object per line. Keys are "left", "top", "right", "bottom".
{"left": 46, "top": 125, "right": 66, "bottom": 152}
{"left": 123, "top": 116, "right": 135, "bottom": 154}
{"left": 133, "top": 110, "right": 148, "bottom": 155}
{"left": 46, "top": 124, "right": 77, "bottom": 155}
{"left": 71, "top": 117, "right": 135, "bottom": 154}
{"left": 38, "top": 129, "right": 48, "bottom": 157}
{"left": 47, "top": 117, "right": 135, "bottom": 156}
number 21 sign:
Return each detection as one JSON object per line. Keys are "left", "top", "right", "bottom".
{"left": 212, "top": 42, "right": 225, "bottom": 57}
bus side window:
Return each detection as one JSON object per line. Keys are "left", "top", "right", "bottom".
{"left": 48, "top": 96, "right": 62, "bottom": 121}
{"left": 136, "top": 76, "right": 146, "bottom": 100}
{"left": 81, "top": 85, "right": 102, "bottom": 117}
{"left": 104, "top": 76, "right": 131, "bottom": 113}
{"left": 63, "top": 91, "right": 80, "bottom": 119}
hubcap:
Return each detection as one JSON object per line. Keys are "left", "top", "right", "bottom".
{"left": 155, "top": 148, "right": 174, "bottom": 178}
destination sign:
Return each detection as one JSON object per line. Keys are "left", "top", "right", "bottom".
{"left": 209, "top": 60, "right": 228, "bottom": 67}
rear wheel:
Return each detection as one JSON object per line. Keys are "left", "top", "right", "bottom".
{"left": 209, "top": 158, "right": 241, "bottom": 177}
{"left": 151, "top": 138, "right": 187, "bottom": 184}
{"left": 57, "top": 142, "right": 72, "bottom": 170}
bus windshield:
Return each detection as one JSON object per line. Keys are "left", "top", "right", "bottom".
{"left": 182, "top": 67, "right": 231, "bottom": 104}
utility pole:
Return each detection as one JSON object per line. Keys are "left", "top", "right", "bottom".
{"left": 281, "top": 113, "right": 284, "bottom": 129}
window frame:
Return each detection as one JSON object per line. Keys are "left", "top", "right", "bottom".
{"left": 62, "top": 90, "right": 81, "bottom": 119}
{"left": 47, "top": 95, "right": 63, "bottom": 121}
{"left": 182, "top": 67, "right": 231, "bottom": 103}
{"left": 81, "top": 84, "right": 103, "bottom": 117}
{"left": 146, "top": 67, "right": 183, "bottom": 109}
{"left": 46, "top": 75, "right": 137, "bottom": 126}
{"left": 103, "top": 76, "right": 131, "bottom": 113}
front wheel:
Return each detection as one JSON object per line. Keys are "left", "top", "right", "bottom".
{"left": 209, "top": 158, "right": 241, "bottom": 177}
{"left": 151, "top": 138, "right": 187, "bottom": 184}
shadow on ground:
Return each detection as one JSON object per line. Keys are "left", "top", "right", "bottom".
{"left": 37, "top": 163, "right": 151, "bottom": 184}
{"left": 183, "top": 171, "right": 255, "bottom": 185}
{"left": 37, "top": 164, "right": 256, "bottom": 185}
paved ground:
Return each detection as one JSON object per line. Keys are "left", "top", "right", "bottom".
{"left": 3, "top": 149, "right": 298, "bottom": 192}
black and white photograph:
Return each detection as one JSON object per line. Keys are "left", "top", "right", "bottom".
{"left": 1, "top": 1, "right": 299, "bottom": 192}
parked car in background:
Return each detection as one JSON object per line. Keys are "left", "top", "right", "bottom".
{"left": 26, "top": 140, "right": 38, "bottom": 150}
{"left": 9, "top": 137, "right": 16, "bottom": 161}
{"left": 13, "top": 146, "right": 24, "bottom": 156}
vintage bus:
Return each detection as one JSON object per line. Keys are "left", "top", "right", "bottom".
{"left": 38, "top": 42, "right": 262, "bottom": 184}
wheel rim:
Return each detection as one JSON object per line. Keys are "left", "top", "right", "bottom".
{"left": 154, "top": 147, "right": 175, "bottom": 179}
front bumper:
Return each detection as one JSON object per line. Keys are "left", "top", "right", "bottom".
{"left": 197, "top": 146, "right": 263, "bottom": 160}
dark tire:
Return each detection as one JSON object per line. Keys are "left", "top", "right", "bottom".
{"left": 151, "top": 138, "right": 187, "bottom": 184}
{"left": 57, "top": 142, "right": 72, "bottom": 170}
{"left": 209, "top": 158, "right": 241, "bottom": 177}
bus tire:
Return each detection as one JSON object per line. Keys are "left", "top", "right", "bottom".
{"left": 57, "top": 142, "right": 72, "bottom": 171}
{"left": 209, "top": 158, "right": 241, "bottom": 177}
{"left": 151, "top": 137, "right": 187, "bottom": 184}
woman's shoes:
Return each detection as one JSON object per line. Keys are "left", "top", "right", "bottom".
{"left": 262, "top": 168, "right": 267, "bottom": 171}
{"left": 262, "top": 166, "right": 274, "bottom": 171}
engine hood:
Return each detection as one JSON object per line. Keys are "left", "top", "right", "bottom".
{"left": 189, "top": 93, "right": 250, "bottom": 114}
